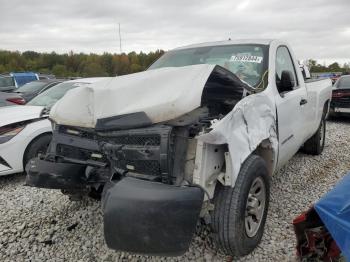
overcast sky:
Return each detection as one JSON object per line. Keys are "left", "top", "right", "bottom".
{"left": 0, "top": 0, "right": 349, "bottom": 64}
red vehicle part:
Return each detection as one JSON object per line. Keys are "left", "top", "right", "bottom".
{"left": 332, "top": 89, "right": 350, "bottom": 98}
{"left": 293, "top": 207, "right": 341, "bottom": 261}
{"left": 6, "top": 97, "right": 26, "bottom": 105}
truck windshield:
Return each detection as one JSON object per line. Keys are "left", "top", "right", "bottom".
{"left": 27, "top": 82, "right": 90, "bottom": 109}
{"left": 149, "top": 44, "right": 269, "bottom": 87}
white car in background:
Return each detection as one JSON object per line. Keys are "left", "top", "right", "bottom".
{"left": 0, "top": 77, "right": 109, "bottom": 176}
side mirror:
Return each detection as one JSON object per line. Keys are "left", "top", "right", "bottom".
{"left": 277, "top": 70, "right": 295, "bottom": 93}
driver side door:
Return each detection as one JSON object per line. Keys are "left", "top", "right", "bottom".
{"left": 274, "top": 46, "right": 308, "bottom": 168}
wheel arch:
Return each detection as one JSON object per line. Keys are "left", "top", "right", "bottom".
{"left": 324, "top": 99, "right": 330, "bottom": 117}
{"left": 213, "top": 138, "right": 276, "bottom": 193}
{"left": 252, "top": 139, "right": 275, "bottom": 176}
{"left": 22, "top": 131, "right": 52, "bottom": 168}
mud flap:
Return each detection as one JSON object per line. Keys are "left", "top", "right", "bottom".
{"left": 25, "top": 157, "right": 86, "bottom": 189}
{"left": 103, "top": 177, "right": 204, "bottom": 256}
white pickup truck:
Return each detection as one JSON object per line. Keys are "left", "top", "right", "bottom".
{"left": 26, "top": 39, "right": 332, "bottom": 257}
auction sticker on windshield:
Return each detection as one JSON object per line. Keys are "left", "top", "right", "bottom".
{"left": 230, "top": 55, "right": 263, "bottom": 63}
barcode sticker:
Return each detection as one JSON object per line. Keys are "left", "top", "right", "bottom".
{"left": 230, "top": 55, "right": 263, "bottom": 63}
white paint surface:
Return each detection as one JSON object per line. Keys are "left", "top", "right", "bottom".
{"left": 50, "top": 64, "right": 216, "bottom": 127}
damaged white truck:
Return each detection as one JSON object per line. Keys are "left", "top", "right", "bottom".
{"left": 26, "top": 39, "right": 332, "bottom": 257}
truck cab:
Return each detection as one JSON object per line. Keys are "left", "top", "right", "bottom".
{"left": 26, "top": 39, "right": 332, "bottom": 258}
{"left": 0, "top": 72, "right": 39, "bottom": 92}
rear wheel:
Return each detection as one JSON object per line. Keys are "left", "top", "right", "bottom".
{"left": 326, "top": 107, "right": 336, "bottom": 120}
{"left": 23, "top": 134, "right": 52, "bottom": 170}
{"left": 303, "top": 115, "right": 326, "bottom": 155}
{"left": 211, "top": 154, "right": 270, "bottom": 257}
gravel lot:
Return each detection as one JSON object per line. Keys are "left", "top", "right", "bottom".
{"left": 1, "top": 118, "right": 350, "bottom": 262}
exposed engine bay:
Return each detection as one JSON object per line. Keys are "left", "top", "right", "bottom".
{"left": 27, "top": 65, "right": 249, "bottom": 192}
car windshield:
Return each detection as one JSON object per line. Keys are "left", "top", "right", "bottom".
{"left": 0, "top": 76, "right": 15, "bottom": 91}
{"left": 27, "top": 82, "right": 90, "bottom": 109}
{"left": 336, "top": 76, "right": 350, "bottom": 89}
{"left": 148, "top": 44, "right": 269, "bottom": 87}
{"left": 16, "top": 81, "right": 48, "bottom": 93}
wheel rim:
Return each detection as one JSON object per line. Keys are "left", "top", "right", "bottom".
{"left": 320, "top": 119, "right": 325, "bottom": 147}
{"left": 245, "top": 177, "right": 266, "bottom": 238}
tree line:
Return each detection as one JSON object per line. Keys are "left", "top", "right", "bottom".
{"left": 0, "top": 49, "right": 349, "bottom": 77}
{"left": 305, "top": 59, "right": 350, "bottom": 74}
{"left": 0, "top": 50, "right": 164, "bottom": 77}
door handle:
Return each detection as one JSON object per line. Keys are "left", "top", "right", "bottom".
{"left": 300, "top": 99, "right": 308, "bottom": 105}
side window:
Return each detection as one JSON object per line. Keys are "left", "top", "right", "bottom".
{"left": 275, "top": 46, "right": 298, "bottom": 92}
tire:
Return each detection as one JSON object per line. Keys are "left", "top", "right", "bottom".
{"left": 211, "top": 154, "right": 270, "bottom": 257}
{"left": 101, "top": 181, "right": 115, "bottom": 211}
{"left": 326, "top": 107, "right": 335, "bottom": 120}
{"left": 23, "top": 134, "right": 52, "bottom": 169}
{"left": 303, "top": 114, "right": 326, "bottom": 155}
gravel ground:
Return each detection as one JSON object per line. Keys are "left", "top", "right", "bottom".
{"left": 1, "top": 118, "right": 350, "bottom": 262}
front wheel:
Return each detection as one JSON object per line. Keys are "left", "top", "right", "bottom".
{"left": 211, "top": 154, "right": 270, "bottom": 257}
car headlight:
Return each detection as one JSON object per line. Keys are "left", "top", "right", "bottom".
{"left": 0, "top": 126, "right": 25, "bottom": 144}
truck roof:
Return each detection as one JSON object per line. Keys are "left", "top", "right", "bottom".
{"left": 65, "top": 77, "right": 111, "bottom": 84}
{"left": 174, "top": 39, "right": 274, "bottom": 50}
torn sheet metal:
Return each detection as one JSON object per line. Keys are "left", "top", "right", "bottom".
{"left": 50, "top": 64, "right": 217, "bottom": 128}
{"left": 50, "top": 62, "right": 275, "bottom": 186}
{"left": 197, "top": 93, "right": 277, "bottom": 185}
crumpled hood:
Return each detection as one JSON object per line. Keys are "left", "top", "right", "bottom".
{"left": 50, "top": 64, "right": 217, "bottom": 128}
{"left": 0, "top": 105, "right": 44, "bottom": 126}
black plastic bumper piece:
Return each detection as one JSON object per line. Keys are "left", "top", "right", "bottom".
{"left": 103, "top": 177, "right": 204, "bottom": 256}
{"left": 25, "top": 157, "right": 86, "bottom": 189}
